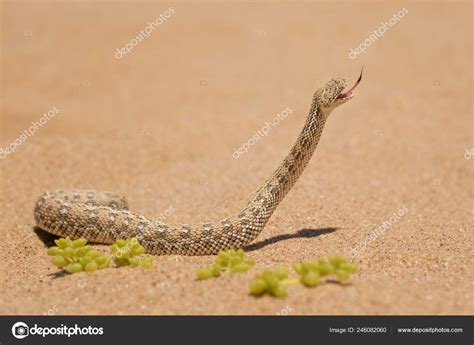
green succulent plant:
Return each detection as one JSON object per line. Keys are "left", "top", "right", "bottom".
{"left": 111, "top": 238, "right": 153, "bottom": 269}
{"left": 196, "top": 249, "right": 255, "bottom": 280}
{"left": 250, "top": 255, "right": 358, "bottom": 298}
{"left": 47, "top": 236, "right": 153, "bottom": 274}
{"left": 47, "top": 237, "right": 109, "bottom": 273}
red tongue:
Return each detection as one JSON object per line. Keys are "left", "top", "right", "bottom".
{"left": 337, "top": 68, "right": 363, "bottom": 99}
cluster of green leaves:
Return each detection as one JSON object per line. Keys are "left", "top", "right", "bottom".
{"left": 47, "top": 238, "right": 109, "bottom": 273}
{"left": 47, "top": 237, "right": 153, "bottom": 274}
{"left": 293, "top": 255, "right": 358, "bottom": 287}
{"left": 249, "top": 266, "right": 293, "bottom": 298}
{"left": 111, "top": 238, "right": 153, "bottom": 268}
{"left": 196, "top": 249, "right": 255, "bottom": 280}
{"left": 250, "top": 255, "right": 358, "bottom": 298}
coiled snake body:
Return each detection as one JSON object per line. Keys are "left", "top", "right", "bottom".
{"left": 34, "top": 74, "right": 361, "bottom": 255}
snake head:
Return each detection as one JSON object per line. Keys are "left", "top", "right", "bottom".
{"left": 314, "top": 68, "right": 363, "bottom": 114}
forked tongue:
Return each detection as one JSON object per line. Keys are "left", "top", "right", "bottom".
{"left": 336, "top": 68, "right": 363, "bottom": 99}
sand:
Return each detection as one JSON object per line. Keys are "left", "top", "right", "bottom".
{"left": 0, "top": 1, "right": 472, "bottom": 315}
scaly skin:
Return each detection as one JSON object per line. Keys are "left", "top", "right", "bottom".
{"left": 34, "top": 74, "right": 361, "bottom": 255}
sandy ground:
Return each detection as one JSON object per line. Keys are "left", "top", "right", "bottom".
{"left": 0, "top": 1, "right": 472, "bottom": 315}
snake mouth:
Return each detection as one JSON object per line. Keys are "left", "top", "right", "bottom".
{"left": 336, "top": 68, "right": 363, "bottom": 100}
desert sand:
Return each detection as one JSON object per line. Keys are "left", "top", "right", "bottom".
{"left": 0, "top": 1, "right": 472, "bottom": 315}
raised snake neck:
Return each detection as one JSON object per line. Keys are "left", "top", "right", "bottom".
{"left": 34, "top": 96, "right": 329, "bottom": 255}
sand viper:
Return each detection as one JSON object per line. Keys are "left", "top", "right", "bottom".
{"left": 34, "top": 72, "right": 362, "bottom": 255}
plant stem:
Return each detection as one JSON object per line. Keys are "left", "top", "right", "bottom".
{"left": 281, "top": 278, "right": 300, "bottom": 286}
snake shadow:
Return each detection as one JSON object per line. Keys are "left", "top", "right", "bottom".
{"left": 34, "top": 226, "right": 59, "bottom": 247}
{"left": 34, "top": 225, "right": 338, "bottom": 255}
{"left": 34, "top": 226, "right": 111, "bottom": 247}
{"left": 243, "top": 227, "right": 338, "bottom": 252}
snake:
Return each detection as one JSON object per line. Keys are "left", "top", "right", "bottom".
{"left": 34, "top": 72, "right": 362, "bottom": 255}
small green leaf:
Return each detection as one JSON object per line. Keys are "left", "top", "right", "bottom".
{"left": 55, "top": 238, "right": 70, "bottom": 249}
{"left": 335, "top": 269, "right": 349, "bottom": 282}
{"left": 301, "top": 271, "right": 320, "bottom": 287}
{"left": 63, "top": 247, "right": 74, "bottom": 258}
{"left": 132, "top": 245, "right": 145, "bottom": 256}
{"left": 196, "top": 267, "right": 214, "bottom": 280}
{"left": 84, "top": 261, "right": 98, "bottom": 272}
{"left": 65, "top": 263, "right": 83, "bottom": 273}
{"left": 51, "top": 255, "right": 67, "bottom": 268}
{"left": 271, "top": 285, "right": 288, "bottom": 298}
{"left": 249, "top": 279, "right": 267, "bottom": 295}
{"left": 72, "top": 238, "right": 87, "bottom": 248}
{"left": 115, "top": 239, "right": 127, "bottom": 247}
{"left": 47, "top": 246, "right": 62, "bottom": 256}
